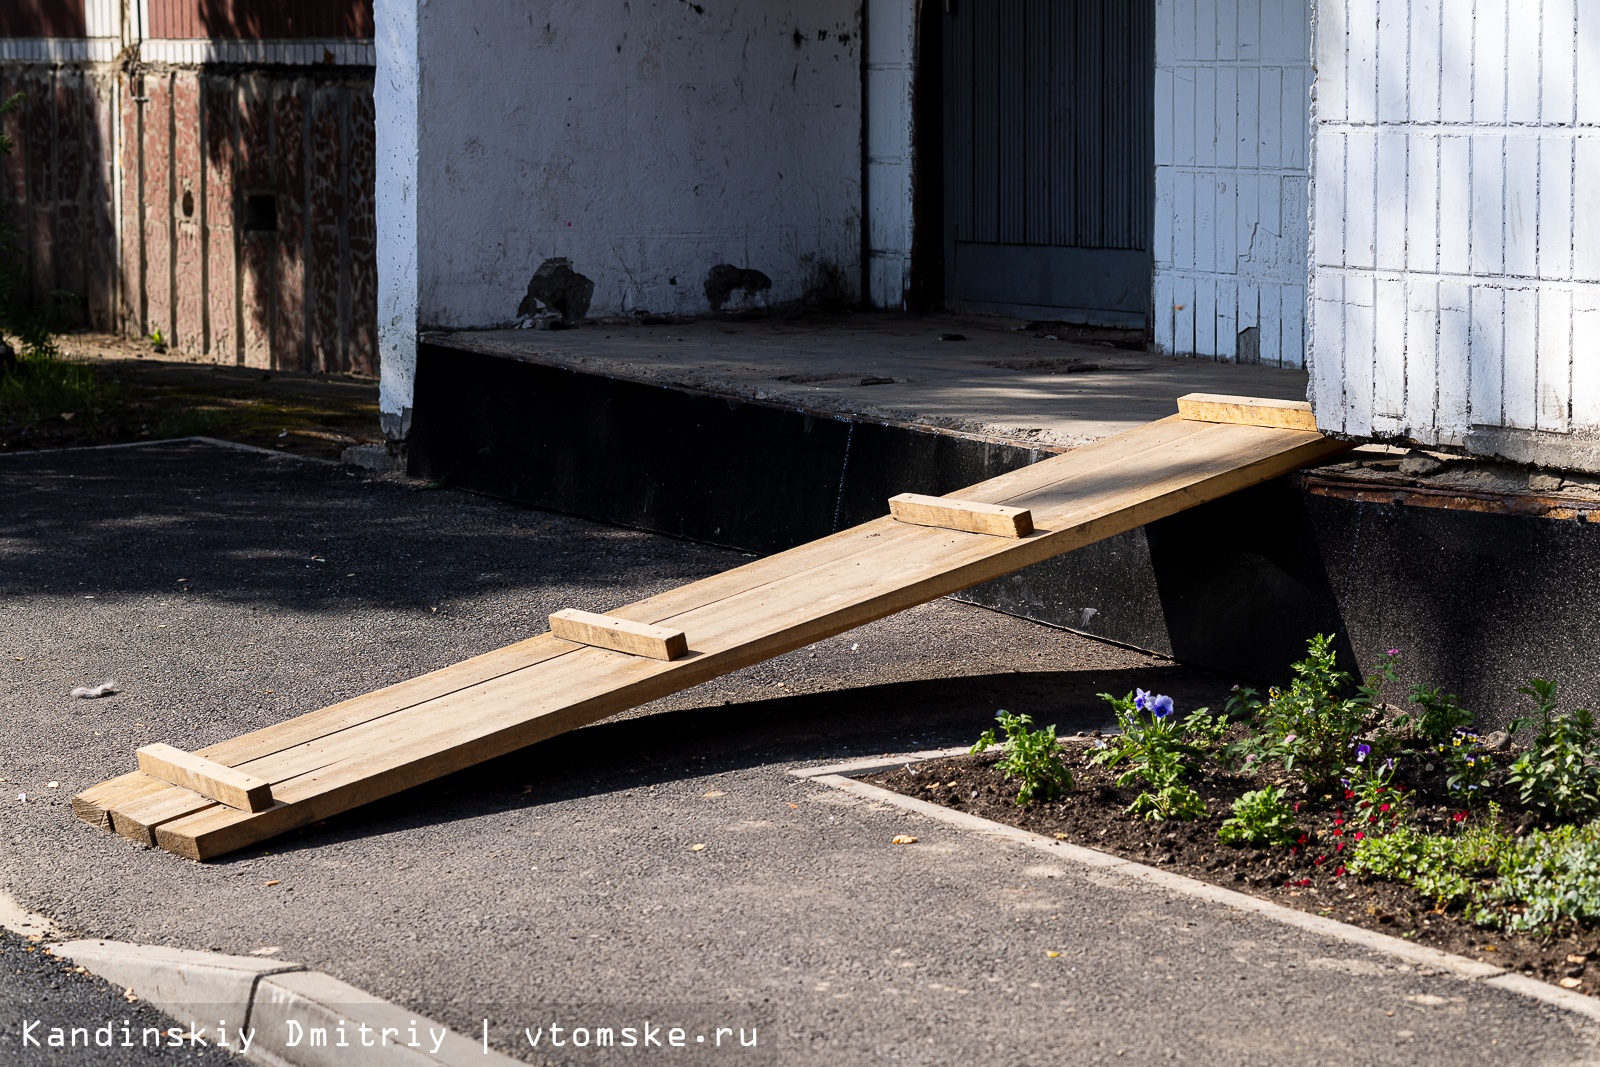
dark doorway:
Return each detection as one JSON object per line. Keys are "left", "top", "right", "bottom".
{"left": 940, "top": 0, "right": 1155, "bottom": 328}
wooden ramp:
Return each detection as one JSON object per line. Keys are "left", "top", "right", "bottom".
{"left": 75, "top": 395, "right": 1346, "bottom": 860}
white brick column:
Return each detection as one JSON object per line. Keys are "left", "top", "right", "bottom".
{"left": 1309, "top": 0, "right": 1600, "bottom": 472}
{"left": 375, "top": 0, "right": 419, "bottom": 439}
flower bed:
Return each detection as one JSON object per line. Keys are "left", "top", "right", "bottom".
{"left": 864, "top": 636, "right": 1600, "bottom": 994}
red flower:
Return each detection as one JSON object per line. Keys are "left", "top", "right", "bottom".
{"left": 1353, "top": 831, "right": 1365, "bottom": 841}
{"left": 1336, "top": 841, "right": 1345, "bottom": 852}
{"left": 1335, "top": 866, "right": 1347, "bottom": 877}
{"left": 1344, "top": 790, "right": 1355, "bottom": 800}
{"left": 1379, "top": 803, "right": 1391, "bottom": 812}
{"left": 1453, "top": 811, "right": 1468, "bottom": 823}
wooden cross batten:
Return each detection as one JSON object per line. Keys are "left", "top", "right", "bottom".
{"left": 75, "top": 394, "right": 1339, "bottom": 860}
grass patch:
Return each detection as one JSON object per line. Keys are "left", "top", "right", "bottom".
{"left": 0, "top": 352, "right": 124, "bottom": 430}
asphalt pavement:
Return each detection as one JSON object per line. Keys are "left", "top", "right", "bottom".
{"left": 1, "top": 441, "right": 1597, "bottom": 1065}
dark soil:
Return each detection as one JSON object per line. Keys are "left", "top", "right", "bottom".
{"left": 865, "top": 740, "right": 1600, "bottom": 997}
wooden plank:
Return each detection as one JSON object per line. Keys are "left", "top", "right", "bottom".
{"left": 80, "top": 402, "right": 1351, "bottom": 860}
{"left": 1175, "top": 393, "right": 1318, "bottom": 431}
{"left": 136, "top": 744, "right": 274, "bottom": 813}
{"left": 887, "top": 493, "right": 1033, "bottom": 538}
{"left": 549, "top": 609, "right": 688, "bottom": 661}
{"left": 106, "top": 419, "right": 1339, "bottom": 846}
{"left": 112, "top": 422, "right": 1344, "bottom": 844}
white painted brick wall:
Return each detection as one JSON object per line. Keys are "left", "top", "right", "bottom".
{"left": 865, "top": 0, "right": 915, "bottom": 309}
{"left": 1154, "top": 0, "right": 1312, "bottom": 366}
{"left": 415, "top": 1, "right": 863, "bottom": 326}
{"left": 1309, "top": 0, "right": 1600, "bottom": 467}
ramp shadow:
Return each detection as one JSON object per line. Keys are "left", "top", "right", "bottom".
{"left": 251, "top": 663, "right": 1241, "bottom": 859}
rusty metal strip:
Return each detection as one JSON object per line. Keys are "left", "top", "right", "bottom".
{"left": 1296, "top": 472, "right": 1600, "bottom": 523}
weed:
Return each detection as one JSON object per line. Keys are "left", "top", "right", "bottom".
{"left": 1505, "top": 679, "right": 1600, "bottom": 820}
{"left": 0, "top": 351, "right": 122, "bottom": 428}
{"left": 1398, "top": 685, "right": 1475, "bottom": 742}
{"left": 971, "top": 710, "right": 1073, "bottom": 806}
{"left": 1218, "top": 787, "right": 1298, "bottom": 847}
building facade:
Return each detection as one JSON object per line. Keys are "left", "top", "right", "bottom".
{"left": 0, "top": 0, "right": 377, "bottom": 374}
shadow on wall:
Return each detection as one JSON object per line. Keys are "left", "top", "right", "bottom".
{"left": 0, "top": 65, "right": 118, "bottom": 332}
{"left": 105, "top": 0, "right": 378, "bottom": 373}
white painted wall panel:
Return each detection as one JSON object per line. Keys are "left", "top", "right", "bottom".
{"left": 1155, "top": 0, "right": 1312, "bottom": 366}
{"left": 415, "top": 0, "right": 863, "bottom": 326}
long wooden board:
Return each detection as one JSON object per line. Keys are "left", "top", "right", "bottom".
{"left": 76, "top": 396, "right": 1347, "bottom": 860}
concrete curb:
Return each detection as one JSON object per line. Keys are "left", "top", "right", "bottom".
{"left": 1, "top": 892, "right": 515, "bottom": 1065}
{"left": 0, "top": 436, "right": 337, "bottom": 464}
{"left": 792, "top": 752, "right": 1600, "bottom": 1024}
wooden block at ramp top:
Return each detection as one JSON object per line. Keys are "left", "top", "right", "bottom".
{"left": 549, "top": 609, "right": 688, "bottom": 661}
{"left": 1176, "top": 393, "right": 1319, "bottom": 432}
{"left": 888, "top": 493, "right": 1034, "bottom": 538}
{"left": 135, "top": 744, "right": 274, "bottom": 813}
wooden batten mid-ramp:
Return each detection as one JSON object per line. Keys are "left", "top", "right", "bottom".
{"left": 75, "top": 396, "right": 1348, "bottom": 860}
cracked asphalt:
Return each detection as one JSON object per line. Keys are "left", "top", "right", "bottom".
{"left": 1, "top": 441, "right": 1597, "bottom": 1065}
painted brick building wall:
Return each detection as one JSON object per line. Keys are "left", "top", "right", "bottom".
{"left": 1153, "top": 0, "right": 1313, "bottom": 367}
{"left": 121, "top": 69, "right": 376, "bottom": 373}
{"left": 1310, "top": 0, "right": 1600, "bottom": 470}
{"left": 0, "top": 65, "right": 119, "bottom": 330}
{"left": 0, "top": 1, "right": 377, "bottom": 375}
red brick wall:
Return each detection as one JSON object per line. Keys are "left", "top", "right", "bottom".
{"left": 0, "top": 1, "right": 86, "bottom": 38}
{"left": 120, "top": 69, "right": 376, "bottom": 374}
{"left": 148, "top": 0, "right": 373, "bottom": 40}
{"left": 0, "top": 67, "right": 117, "bottom": 330}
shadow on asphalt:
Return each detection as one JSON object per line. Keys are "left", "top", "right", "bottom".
{"left": 0, "top": 442, "right": 737, "bottom": 611}
{"left": 249, "top": 664, "right": 1237, "bottom": 862}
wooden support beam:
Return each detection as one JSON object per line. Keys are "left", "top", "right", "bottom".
{"left": 549, "top": 609, "right": 689, "bottom": 661}
{"left": 888, "top": 493, "right": 1034, "bottom": 538}
{"left": 135, "top": 744, "right": 274, "bottom": 813}
{"left": 1176, "top": 393, "right": 1319, "bottom": 432}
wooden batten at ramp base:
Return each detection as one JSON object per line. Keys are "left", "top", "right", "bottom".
{"left": 75, "top": 395, "right": 1347, "bottom": 860}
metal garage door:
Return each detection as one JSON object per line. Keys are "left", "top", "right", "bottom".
{"left": 943, "top": 0, "right": 1154, "bottom": 328}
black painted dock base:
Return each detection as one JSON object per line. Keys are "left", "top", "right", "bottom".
{"left": 409, "top": 339, "right": 1600, "bottom": 725}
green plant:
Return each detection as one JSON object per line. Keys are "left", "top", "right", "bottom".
{"left": 148, "top": 327, "right": 166, "bottom": 347}
{"left": 1218, "top": 787, "right": 1297, "bottom": 847}
{"left": 1484, "top": 819, "right": 1600, "bottom": 932}
{"left": 1505, "top": 679, "right": 1600, "bottom": 821}
{"left": 1397, "top": 685, "right": 1475, "bottom": 742}
{"left": 1438, "top": 731, "right": 1493, "bottom": 801}
{"left": 1347, "top": 804, "right": 1512, "bottom": 906}
{"left": 1093, "top": 690, "right": 1208, "bottom": 821}
{"left": 971, "top": 710, "right": 1073, "bottom": 806}
{"left": 1343, "top": 754, "right": 1409, "bottom": 834}
{"left": 1231, "top": 636, "right": 1395, "bottom": 790}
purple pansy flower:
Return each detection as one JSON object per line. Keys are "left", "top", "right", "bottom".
{"left": 1151, "top": 693, "right": 1175, "bottom": 719}
{"left": 1135, "top": 689, "right": 1152, "bottom": 712}
{"left": 1355, "top": 743, "right": 1371, "bottom": 763}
